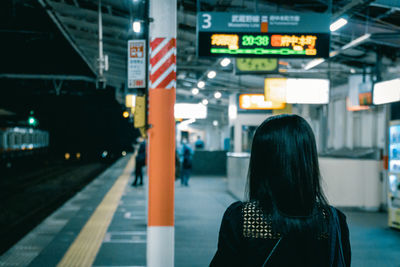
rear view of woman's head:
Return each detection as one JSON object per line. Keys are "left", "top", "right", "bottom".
{"left": 248, "top": 114, "right": 327, "bottom": 217}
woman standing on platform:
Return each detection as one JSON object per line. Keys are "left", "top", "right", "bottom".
{"left": 210, "top": 115, "right": 351, "bottom": 267}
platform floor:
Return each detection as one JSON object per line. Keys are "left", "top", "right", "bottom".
{"left": 1, "top": 155, "right": 400, "bottom": 267}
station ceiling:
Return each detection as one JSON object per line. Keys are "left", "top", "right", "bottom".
{"left": 2, "top": 0, "right": 400, "bottom": 113}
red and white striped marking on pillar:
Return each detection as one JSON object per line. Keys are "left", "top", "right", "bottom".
{"left": 150, "top": 38, "right": 176, "bottom": 90}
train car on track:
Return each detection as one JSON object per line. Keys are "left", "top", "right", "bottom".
{"left": 0, "top": 127, "right": 49, "bottom": 159}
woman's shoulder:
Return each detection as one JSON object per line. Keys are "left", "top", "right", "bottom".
{"left": 223, "top": 201, "right": 243, "bottom": 217}
{"left": 223, "top": 201, "right": 260, "bottom": 216}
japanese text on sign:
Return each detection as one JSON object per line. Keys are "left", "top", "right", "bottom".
{"left": 128, "top": 40, "right": 146, "bottom": 88}
{"left": 207, "top": 33, "right": 320, "bottom": 57}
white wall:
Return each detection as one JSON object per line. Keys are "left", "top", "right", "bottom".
{"left": 319, "top": 158, "right": 383, "bottom": 210}
{"left": 227, "top": 155, "right": 383, "bottom": 209}
{"left": 204, "top": 124, "right": 229, "bottom": 150}
{"left": 326, "top": 80, "right": 386, "bottom": 150}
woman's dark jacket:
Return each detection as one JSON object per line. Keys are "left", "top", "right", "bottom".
{"left": 210, "top": 201, "right": 351, "bottom": 267}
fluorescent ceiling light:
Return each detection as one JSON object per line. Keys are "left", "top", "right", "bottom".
{"left": 373, "top": 78, "right": 400, "bottom": 105}
{"left": 330, "top": 18, "right": 348, "bottom": 32}
{"left": 342, "top": 33, "right": 371, "bottom": 50}
{"left": 197, "top": 81, "right": 205, "bottom": 88}
{"left": 220, "top": 58, "right": 231, "bottom": 67}
{"left": 191, "top": 88, "right": 199, "bottom": 95}
{"left": 133, "top": 21, "right": 141, "bottom": 33}
{"left": 207, "top": 70, "right": 217, "bottom": 79}
{"left": 304, "top": 58, "right": 325, "bottom": 70}
{"left": 214, "top": 91, "right": 222, "bottom": 99}
{"left": 213, "top": 120, "right": 219, "bottom": 126}
{"left": 202, "top": 99, "right": 208, "bottom": 105}
{"left": 175, "top": 103, "right": 207, "bottom": 119}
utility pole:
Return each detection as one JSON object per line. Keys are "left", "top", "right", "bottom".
{"left": 97, "top": 0, "right": 107, "bottom": 88}
{"left": 147, "top": 0, "right": 176, "bottom": 266}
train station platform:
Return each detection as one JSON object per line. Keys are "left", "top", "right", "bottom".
{"left": 1, "top": 155, "right": 400, "bottom": 267}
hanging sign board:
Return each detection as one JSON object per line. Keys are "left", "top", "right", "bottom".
{"left": 197, "top": 12, "right": 330, "bottom": 58}
{"left": 235, "top": 58, "right": 278, "bottom": 74}
{"left": 128, "top": 40, "right": 146, "bottom": 88}
{"left": 238, "top": 94, "right": 285, "bottom": 111}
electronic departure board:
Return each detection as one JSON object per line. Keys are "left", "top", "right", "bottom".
{"left": 198, "top": 32, "right": 330, "bottom": 58}
{"left": 196, "top": 12, "right": 330, "bottom": 59}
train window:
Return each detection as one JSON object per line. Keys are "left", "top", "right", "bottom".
{"left": 8, "top": 134, "right": 14, "bottom": 147}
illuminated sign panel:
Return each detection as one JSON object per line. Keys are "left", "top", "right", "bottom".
{"left": 235, "top": 58, "right": 278, "bottom": 74}
{"left": 238, "top": 94, "right": 285, "bottom": 110}
{"left": 264, "top": 78, "right": 330, "bottom": 104}
{"left": 199, "top": 32, "right": 329, "bottom": 58}
{"left": 174, "top": 103, "right": 207, "bottom": 119}
{"left": 373, "top": 78, "right": 400, "bottom": 105}
{"left": 197, "top": 12, "right": 330, "bottom": 58}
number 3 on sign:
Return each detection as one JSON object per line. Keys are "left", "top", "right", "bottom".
{"left": 202, "top": 13, "right": 212, "bottom": 29}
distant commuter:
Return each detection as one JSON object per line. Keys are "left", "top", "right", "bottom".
{"left": 181, "top": 139, "right": 193, "bottom": 186}
{"left": 195, "top": 135, "right": 205, "bottom": 149}
{"left": 210, "top": 115, "right": 351, "bottom": 267}
{"left": 132, "top": 138, "right": 146, "bottom": 186}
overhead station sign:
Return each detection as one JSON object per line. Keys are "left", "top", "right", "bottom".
{"left": 197, "top": 12, "right": 330, "bottom": 58}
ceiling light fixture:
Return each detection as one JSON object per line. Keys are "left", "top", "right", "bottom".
{"left": 192, "top": 88, "right": 199, "bottom": 95}
{"left": 214, "top": 91, "right": 222, "bottom": 99}
{"left": 207, "top": 70, "right": 217, "bottom": 79}
{"left": 197, "top": 81, "right": 205, "bottom": 88}
{"left": 220, "top": 58, "right": 231, "bottom": 67}
{"left": 330, "top": 18, "right": 348, "bottom": 32}
{"left": 202, "top": 99, "right": 208, "bottom": 105}
{"left": 133, "top": 21, "right": 141, "bottom": 33}
{"left": 304, "top": 58, "right": 325, "bottom": 70}
{"left": 341, "top": 33, "right": 371, "bottom": 50}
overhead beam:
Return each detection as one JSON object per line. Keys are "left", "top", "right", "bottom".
{"left": 332, "top": 0, "right": 375, "bottom": 20}
{"left": 37, "top": 0, "right": 97, "bottom": 76}
{"left": 76, "top": 39, "right": 127, "bottom": 55}
{"left": 57, "top": 14, "right": 129, "bottom": 39}
{"left": 0, "top": 73, "right": 96, "bottom": 82}
{"left": 69, "top": 29, "right": 127, "bottom": 48}
{"left": 47, "top": 0, "right": 130, "bottom": 28}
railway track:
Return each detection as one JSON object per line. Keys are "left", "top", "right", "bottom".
{"left": 0, "top": 160, "right": 114, "bottom": 254}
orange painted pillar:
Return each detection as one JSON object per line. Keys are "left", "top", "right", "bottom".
{"left": 147, "top": 0, "right": 176, "bottom": 266}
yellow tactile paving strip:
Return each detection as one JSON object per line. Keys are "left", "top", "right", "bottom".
{"left": 57, "top": 156, "right": 135, "bottom": 267}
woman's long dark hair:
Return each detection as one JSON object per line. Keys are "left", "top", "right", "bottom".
{"left": 247, "top": 114, "right": 328, "bottom": 235}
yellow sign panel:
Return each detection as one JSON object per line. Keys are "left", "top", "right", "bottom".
{"left": 236, "top": 58, "right": 278, "bottom": 72}
{"left": 273, "top": 104, "right": 292, "bottom": 115}
{"left": 125, "top": 94, "right": 136, "bottom": 108}
{"left": 134, "top": 96, "right": 146, "bottom": 128}
{"left": 239, "top": 94, "right": 285, "bottom": 110}
{"left": 265, "top": 78, "right": 287, "bottom": 103}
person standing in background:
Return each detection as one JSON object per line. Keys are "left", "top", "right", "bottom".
{"left": 181, "top": 139, "right": 193, "bottom": 186}
{"left": 132, "top": 138, "right": 146, "bottom": 186}
{"left": 195, "top": 135, "right": 205, "bottom": 149}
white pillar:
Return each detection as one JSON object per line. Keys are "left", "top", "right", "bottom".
{"left": 147, "top": 0, "right": 176, "bottom": 267}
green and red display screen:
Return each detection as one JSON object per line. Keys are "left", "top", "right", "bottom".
{"left": 198, "top": 32, "right": 330, "bottom": 58}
